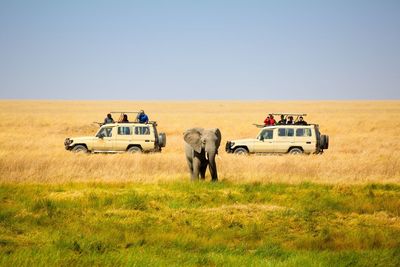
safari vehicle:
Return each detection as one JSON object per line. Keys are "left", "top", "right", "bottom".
{"left": 225, "top": 113, "right": 329, "bottom": 155}
{"left": 64, "top": 112, "right": 166, "bottom": 153}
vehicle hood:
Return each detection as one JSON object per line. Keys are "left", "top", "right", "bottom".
{"left": 230, "top": 138, "right": 258, "bottom": 144}
{"left": 69, "top": 136, "right": 97, "bottom": 143}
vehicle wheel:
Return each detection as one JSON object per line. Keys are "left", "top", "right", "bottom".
{"left": 158, "top": 133, "right": 166, "bottom": 147}
{"left": 127, "top": 146, "right": 142, "bottom": 153}
{"left": 324, "top": 135, "right": 329, "bottom": 149}
{"left": 289, "top": 148, "right": 303, "bottom": 155}
{"left": 234, "top": 147, "right": 248, "bottom": 155}
{"left": 72, "top": 145, "right": 88, "bottom": 153}
{"left": 320, "top": 135, "right": 328, "bottom": 149}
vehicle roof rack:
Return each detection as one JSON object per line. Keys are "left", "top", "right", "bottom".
{"left": 270, "top": 113, "right": 307, "bottom": 116}
{"left": 110, "top": 111, "right": 140, "bottom": 114}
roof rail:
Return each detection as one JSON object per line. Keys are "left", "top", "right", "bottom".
{"left": 269, "top": 113, "right": 307, "bottom": 116}
{"left": 110, "top": 111, "right": 140, "bottom": 114}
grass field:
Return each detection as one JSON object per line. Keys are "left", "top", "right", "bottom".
{"left": 0, "top": 100, "right": 399, "bottom": 266}
{"left": 0, "top": 100, "right": 399, "bottom": 184}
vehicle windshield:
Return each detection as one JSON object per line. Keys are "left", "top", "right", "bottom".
{"left": 96, "top": 127, "right": 113, "bottom": 137}
{"left": 257, "top": 129, "right": 273, "bottom": 140}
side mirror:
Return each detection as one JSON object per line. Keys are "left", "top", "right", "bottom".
{"left": 98, "top": 133, "right": 105, "bottom": 139}
{"left": 259, "top": 135, "right": 264, "bottom": 141}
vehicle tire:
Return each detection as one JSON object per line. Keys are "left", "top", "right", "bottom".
{"left": 72, "top": 145, "right": 88, "bottom": 153}
{"left": 234, "top": 147, "right": 248, "bottom": 155}
{"left": 320, "top": 135, "right": 328, "bottom": 149}
{"left": 158, "top": 133, "right": 166, "bottom": 147}
{"left": 289, "top": 147, "right": 303, "bottom": 155}
{"left": 127, "top": 146, "right": 142, "bottom": 153}
{"left": 324, "top": 135, "right": 329, "bottom": 149}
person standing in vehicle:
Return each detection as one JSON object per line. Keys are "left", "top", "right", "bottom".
{"left": 264, "top": 115, "right": 271, "bottom": 126}
{"left": 136, "top": 110, "right": 149, "bottom": 124}
{"left": 277, "top": 115, "right": 286, "bottom": 125}
{"left": 103, "top": 113, "right": 114, "bottom": 125}
{"left": 269, "top": 115, "right": 276, "bottom": 125}
{"left": 287, "top": 116, "right": 294, "bottom": 124}
{"left": 295, "top": 116, "right": 307, "bottom": 125}
{"left": 120, "top": 114, "right": 129, "bottom": 123}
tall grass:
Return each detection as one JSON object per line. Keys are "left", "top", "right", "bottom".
{"left": 0, "top": 182, "right": 399, "bottom": 266}
{"left": 0, "top": 100, "right": 399, "bottom": 184}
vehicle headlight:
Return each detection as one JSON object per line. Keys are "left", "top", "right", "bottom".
{"left": 64, "top": 138, "right": 73, "bottom": 146}
{"left": 230, "top": 142, "right": 235, "bottom": 147}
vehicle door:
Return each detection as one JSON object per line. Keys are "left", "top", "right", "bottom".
{"left": 275, "top": 127, "right": 295, "bottom": 153}
{"left": 114, "top": 126, "right": 133, "bottom": 151}
{"left": 253, "top": 129, "right": 275, "bottom": 153}
{"left": 93, "top": 126, "right": 114, "bottom": 151}
{"left": 134, "top": 125, "right": 155, "bottom": 150}
{"left": 295, "top": 127, "right": 314, "bottom": 153}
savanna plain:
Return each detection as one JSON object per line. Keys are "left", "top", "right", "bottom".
{"left": 0, "top": 100, "right": 399, "bottom": 266}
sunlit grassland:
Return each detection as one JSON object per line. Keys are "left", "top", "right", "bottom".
{"left": 0, "top": 100, "right": 399, "bottom": 184}
{"left": 0, "top": 182, "right": 399, "bottom": 266}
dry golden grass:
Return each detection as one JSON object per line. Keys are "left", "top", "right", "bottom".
{"left": 0, "top": 100, "right": 399, "bottom": 184}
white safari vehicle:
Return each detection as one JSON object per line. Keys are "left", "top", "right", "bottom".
{"left": 64, "top": 112, "right": 166, "bottom": 153}
{"left": 225, "top": 113, "right": 329, "bottom": 155}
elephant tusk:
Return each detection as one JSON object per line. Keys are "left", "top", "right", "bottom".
{"left": 205, "top": 152, "right": 209, "bottom": 161}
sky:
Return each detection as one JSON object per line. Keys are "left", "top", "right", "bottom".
{"left": 0, "top": 0, "right": 399, "bottom": 100}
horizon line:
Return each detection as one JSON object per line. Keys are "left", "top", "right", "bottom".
{"left": 0, "top": 98, "right": 399, "bottom": 102}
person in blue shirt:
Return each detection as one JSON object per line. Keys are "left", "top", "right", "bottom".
{"left": 136, "top": 110, "right": 149, "bottom": 123}
{"left": 103, "top": 113, "right": 114, "bottom": 125}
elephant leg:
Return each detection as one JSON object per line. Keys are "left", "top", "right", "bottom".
{"left": 191, "top": 157, "right": 201, "bottom": 181}
{"left": 200, "top": 161, "right": 208, "bottom": 180}
{"left": 186, "top": 158, "right": 194, "bottom": 179}
{"left": 208, "top": 158, "right": 218, "bottom": 182}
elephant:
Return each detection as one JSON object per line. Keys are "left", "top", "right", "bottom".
{"left": 183, "top": 128, "right": 222, "bottom": 182}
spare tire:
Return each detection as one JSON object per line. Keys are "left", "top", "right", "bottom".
{"left": 324, "top": 135, "right": 329, "bottom": 149}
{"left": 158, "top": 133, "right": 166, "bottom": 147}
{"left": 320, "top": 135, "right": 327, "bottom": 150}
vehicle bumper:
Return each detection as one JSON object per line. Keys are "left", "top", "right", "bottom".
{"left": 152, "top": 146, "right": 162, "bottom": 153}
{"left": 64, "top": 138, "right": 73, "bottom": 150}
{"left": 225, "top": 141, "right": 234, "bottom": 153}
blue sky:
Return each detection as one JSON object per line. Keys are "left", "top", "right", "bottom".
{"left": 0, "top": 0, "right": 399, "bottom": 100}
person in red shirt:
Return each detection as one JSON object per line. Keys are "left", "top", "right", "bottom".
{"left": 264, "top": 114, "right": 276, "bottom": 126}
{"left": 269, "top": 115, "right": 276, "bottom": 125}
{"left": 264, "top": 116, "right": 271, "bottom": 126}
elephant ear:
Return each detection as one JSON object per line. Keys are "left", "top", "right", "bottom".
{"left": 184, "top": 128, "right": 204, "bottom": 153}
{"left": 213, "top": 128, "right": 222, "bottom": 149}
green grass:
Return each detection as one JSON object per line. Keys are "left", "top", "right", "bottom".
{"left": 0, "top": 182, "right": 399, "bottom": 266}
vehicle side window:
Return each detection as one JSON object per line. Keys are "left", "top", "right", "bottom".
{"left": 97, "top": 127, "right": 113, "bottom": 137}
{"left": 296, "top": 128, "right": 312, "bottom": 137}
{"left": 135, "top": 126, "right": 150, "bottom": 135}
{"left": 278, "top": 128, "right": 294, "bottom": 137}
{"left": 278, "top": 128, "right": 286, "bottom": 136}
{"left": 261, "top": 129, "right": 273, "bottom": 139}
{"left": 118, "top": 127, "right": 131, "bottom": 135}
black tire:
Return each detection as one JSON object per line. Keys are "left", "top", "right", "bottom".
{"left": 72, "top": 145, "right": 88, "bottom": 153}
{"left": 320, "top": 135, "right": 328, "bottom": 150}
{"left": 127, "top": 146, "right": 142, "bottom": 153}
{"left": 158, "top": 133, "right": 166, "bottom": 147}
{"left": 234, "top": 147, "right": 248, "bottom": 155}
{"left": 324, "top": 135, "right": 329, "bottom": 149}
{"left": 289, "top": 147, "right": 303, "bottom": 155}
